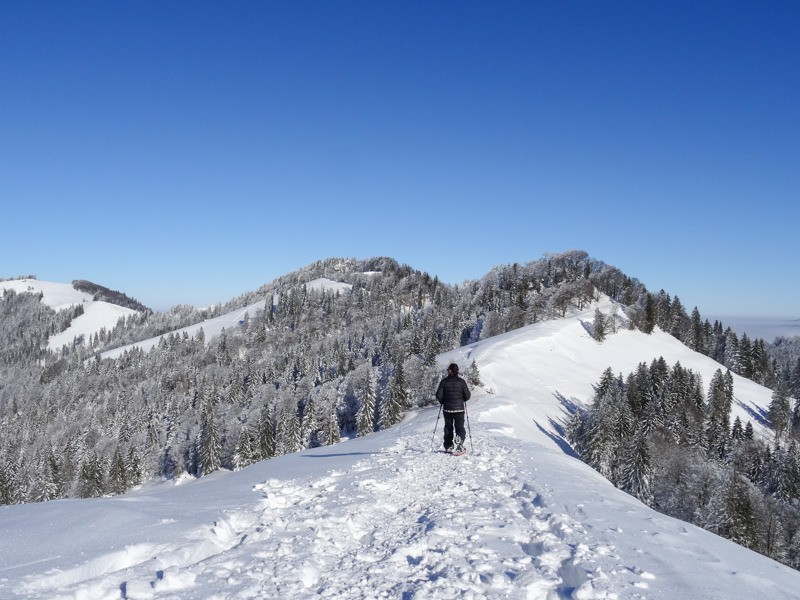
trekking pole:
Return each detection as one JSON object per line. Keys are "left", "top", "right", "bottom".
{"left": 465, "top": 403, "right": 474, "bottom": 453}
{"left": 431, "top": 404, "right": 442, "bottom": 451}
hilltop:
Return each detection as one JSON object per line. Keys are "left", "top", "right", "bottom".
{"left": 0, "top": 278, "right": 142, "bottom": 352}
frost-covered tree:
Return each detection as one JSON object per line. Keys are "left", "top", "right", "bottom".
{"left": 592, "top": 308, "right": 607, "bottom": 342}
{"left": 108, "top": 447, "right": 128, "bottom": 495}
{"left": 381, "top": 364, "right": 409, "bottom": 429}
{"left": 199, "top": 405, "right": 221, "bottom": 476}
{"left": 725, "top": 472, "right": 759, "bottom": 550}
{"left": 233, "top": 427, "right": 257, "bottom": 470}
{"left": 357, "top": 368, "right": 378, "bottom": 437}
{"left": 256, "top": 402, "right": 276, "bottom": 460}
{"left": 619, "top": 429, "right": 653, "bottom": 504}
{"left": 706, "top": 369, "right": 733, "bottom": 459}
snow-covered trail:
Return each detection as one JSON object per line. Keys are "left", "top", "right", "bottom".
{"left": 174, "top": 435, "right": 619, "bottom": 600}
{"left": 18, "top": 417, "right": 644, "bottom": 600}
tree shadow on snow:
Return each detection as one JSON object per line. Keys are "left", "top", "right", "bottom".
{"left": 528, "top": 391, "right": 582, "bottom": 459}
{"left": 533, "top": 420, "right": 580, "bottom": 459}
{"left": 302, "top": 451, "right": 391, "bottom": 459}
{"left": 734, "top": 397, "right": 769, "bottom": 427}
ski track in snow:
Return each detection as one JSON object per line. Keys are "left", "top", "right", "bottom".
{"left": 14, "top": 430, "right": 652, "bottom": 600}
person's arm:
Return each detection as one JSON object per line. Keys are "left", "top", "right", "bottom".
{"left": 436, "top": 380, "right": 445, "bottom": 403}
{"left": 462, "top": 379, "right": 471, "bottom": 402}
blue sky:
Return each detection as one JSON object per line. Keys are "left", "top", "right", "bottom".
{"left": 2, "top": 1, "right": 798, "bottom": 317}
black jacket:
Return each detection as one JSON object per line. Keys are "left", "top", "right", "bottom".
{"left": 436, "top": 375, "right": 470, "bottom": 412}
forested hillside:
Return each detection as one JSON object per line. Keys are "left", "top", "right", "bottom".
{"left": 0, "top": 251, "right": 797, "bottom": 515}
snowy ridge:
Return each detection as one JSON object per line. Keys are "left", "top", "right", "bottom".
{"left": 47, "top": 301, "right": 139, "bottom": 351}
{"left": 1, "top": 301, "right": 799, "bottom": 598}
{"left": 98, "top": 278, "right": 349, "bottom": 360}
{"left": 0, "top": 279, "right": 140, "bottom": 351}
{"left": 98, "top": 300, "right": 268, "bottom": 360}
{"left": 0, "top": 279, "right": 92, "bottom": 310}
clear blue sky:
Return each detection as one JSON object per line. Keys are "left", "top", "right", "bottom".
{"left": 2, "top": 1, "right": 798, "bottom": 317}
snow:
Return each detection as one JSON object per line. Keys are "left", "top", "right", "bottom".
{"left": 0, "top": 279, "right": 140, "bottom": 351}
{"left": 2, "top": 300, "right": 800, "bottom": 599}
{"left": 98, "top": 301, "right": 268, "bottom": 360}
{"left": 99, "top": 277, "right": 350, "bottom": 360}
{"left": 0, "top": 279, "right": 92, "bottom": 311}
{"left": 305, "top": 277, "right": 353, "bottom": 294}
{"left": 46, "top": 301, "right": 139, "bottom": 351}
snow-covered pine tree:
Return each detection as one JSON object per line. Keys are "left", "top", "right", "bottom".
{"left": 77, "top": 452, "right": 105, "bottom": 498}
{"left": 725, "top": 472, "right": 759, "bottom": 550}
{"left": 256, "top": 402, "right": 276, "bottom": 460}
{"left": 465, "top": 359, "right": 481, "bottom": 387}
{"left": 300, "top": 393, "right": 320, "bottom": 449}
{"left": 705, "top": 369, "right": 733, "bottom": 459}
{"left": 592, "top": 308, "right": 607, "bottom": 342}
{"left": 233, "top": 427, "right": 256, "bottom": 470}
{"left": 619, "top": 428, "right": 653, "bottom": 505}
{"left": 108, "top": 447, "right": 128, "bottom": 495}
{"left": 199, "top": 404, "right": 221, "bottom": 476}
{"left": 769, "top": 383, "right": 792, "bottom": 440}
{"left": 356, "top": 369, "right": 377, "bottom": 437}
{"left": 381, "top": 364, "right": 409, "bottom": 429}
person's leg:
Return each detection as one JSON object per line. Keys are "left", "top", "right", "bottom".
{"left": 454, "top": 412, "right": 466, "bottom": 449}
{"left": 443, "top": 412, "right": 455, "bottom": 449}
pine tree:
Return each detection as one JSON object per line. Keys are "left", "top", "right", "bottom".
{"left": 256, "top": 403, "right": 275, "bottom": 459}
{"left": 199, "top": 405, "right": 221, "bottom": 476}
{"left": 706, "top": 369, "right": 733, "bottom": 459}
{"left": 592, "top": 308, "right": 607, "bottom": 342}
{"left": 300, "top": 394, "right": 320, "bottom": 448}
{"left": 108, "top": 447, "right": 128, "bottom": 495}
{"left": 641, "top": 293, "right": 655, "bottom": 334}
{"left": 77, "top": 453, "right": 105, "bottom": 498}
{"left": 357, "top": 370, "right": 377, "bottom": 437}
{"left": 583, "top": 372, "right": 630, "bottom": 483}
{"left": 769, "top": 383, "right": 792, "bottom": 440}
{"left": 725, "top": 472, "right": 758, "bottom": 550}
{"left": 233, "top": 427, "right": 256, "bottom": 470}
{"left": 326, "top": 409, "right": 341, "bottom": 446}
{"left": 689, "top": 307, "right": 706, "bottom": 353}
{"left": 127, "top": 447, "right": 142, "bottom": 486}
{"left": 381, "top": 365, "right": 409, "bottom": 429}
{"left": 0, "top": 458, "right": 22, "bottom": 505}
{"left": 619, "top": 428, "right": 653, "bottom": 505}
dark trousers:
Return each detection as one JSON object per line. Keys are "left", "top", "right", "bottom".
{"left": 443, "top": 411, "right": 466, "bottom": 449}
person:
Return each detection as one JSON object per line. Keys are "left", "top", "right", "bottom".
{"left": 435, "top": 363, "right": 471, "bottom": 452}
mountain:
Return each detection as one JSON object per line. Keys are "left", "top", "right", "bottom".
{"left": 0, "top": 278, "right": 142, "bottom": 351}
{"left": 1, "top": 300, "right": 798, "bottom": 599}
{"left": 96, "top": 278, "right": 349, "bottom": 360}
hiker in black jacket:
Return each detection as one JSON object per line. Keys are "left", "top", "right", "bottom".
{"left": 435, "top": 363, "right": 471, "bottom": 452}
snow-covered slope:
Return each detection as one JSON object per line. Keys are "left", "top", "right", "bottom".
{"left": 0, "top": 279, "right": 140, "bottom": 351}
{"left": 1, "top": 278, "right": 93, "bottom": 310}
{"left": 98, "top": 300, "right": 269, "bottom": 360}
{"left": 98, "top": 277, "right": 349, "bottom": 360}
{"left": 46, "top": 301, "right": 139, "bottom": 351}
{"left": 0, "top": 301, "right": 797, "bottom": 599}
